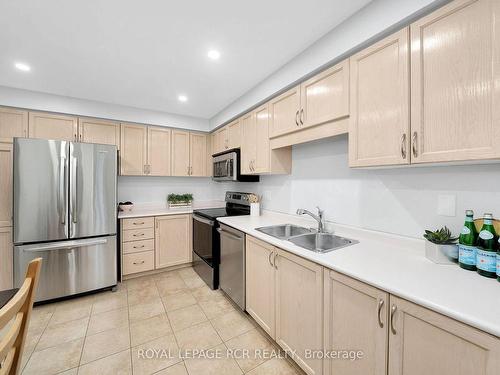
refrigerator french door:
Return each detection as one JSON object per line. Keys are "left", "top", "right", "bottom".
{"left": 13, "top": 138, "right": 118, "bottom": 302}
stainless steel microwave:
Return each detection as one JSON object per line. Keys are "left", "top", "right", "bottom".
{"left": 212, "top": 149, "right": 259, "bottom": 182}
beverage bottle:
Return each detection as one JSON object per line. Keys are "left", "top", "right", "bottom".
{"left": 476, "top": 213, "right": 498, "bottom": 278}
{"left": 497, "top": 238, "right": 500, "bottom": 282}
{"left": 458, "top": 210, "right": 478, "bottom": 271}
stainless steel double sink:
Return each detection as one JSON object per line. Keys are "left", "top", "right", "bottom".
{"left": 256, "top": 224, "right": 358, "bottom": 253}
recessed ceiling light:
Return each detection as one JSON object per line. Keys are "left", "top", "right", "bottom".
{"left": 207, "top": 50, "right": 221, "bottom": 60}
{"left": 178, "top": 95, "right": 188, "bottom": 102}
{"left": 14, "top": 62, "right": 31, "bottom": 72}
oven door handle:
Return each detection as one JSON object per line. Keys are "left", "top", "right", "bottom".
{"left": 193, "top": 215, "right": 215, "bottom": 226}
{"left": 217, "top": 228, "right": 244, "bottom": 241}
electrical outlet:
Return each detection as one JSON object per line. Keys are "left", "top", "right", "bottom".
{"left": 437, "top": 194, "right": 456, "bottom": 217}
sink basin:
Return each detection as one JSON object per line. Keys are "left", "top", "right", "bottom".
{"left": 288, "top": 233, "right": 358, "bottom": 253}
{"left": 256, "top": 224, "right": 314, "bottom": 239}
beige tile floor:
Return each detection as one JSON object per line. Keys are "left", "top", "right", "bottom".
{"left": 16, "top": 266, "right": 302, "bottom": 375}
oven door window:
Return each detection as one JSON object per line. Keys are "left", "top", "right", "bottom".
{"left": 192, "top": 216, "right": 214, "bottom": 266}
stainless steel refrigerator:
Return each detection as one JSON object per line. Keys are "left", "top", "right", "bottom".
{"left": 13, "top": 138, "right": 118, "bottom": 302}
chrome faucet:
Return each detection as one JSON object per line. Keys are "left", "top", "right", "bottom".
{"left": 296, "top": 207, "right": 325, "bottom": 233}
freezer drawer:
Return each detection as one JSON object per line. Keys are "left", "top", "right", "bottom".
{"left": 14, "top": 236, "right": 117, "bottom": 302}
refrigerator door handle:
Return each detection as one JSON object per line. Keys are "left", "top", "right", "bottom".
{"left": 71, "top": 156, "right": 78, "bottom": 224}
{"left": 21, "top": 238, "right": 108, "bottom": 252}
{"left": 59, "top": 156, "right": 67, "bottom": 225}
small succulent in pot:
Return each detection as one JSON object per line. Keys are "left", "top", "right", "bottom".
{"left": 423, "top": 226, "right": 459, "bottom": 264}
{"left": 423, "top": 226, "right": 458, "bottom": 245}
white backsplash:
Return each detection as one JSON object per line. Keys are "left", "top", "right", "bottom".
{"left": 118, "top": 136, "right": 500, "bottom": 239}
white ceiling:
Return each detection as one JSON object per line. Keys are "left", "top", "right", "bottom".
{"left": 0, "top": 0, "right": 371, "bottom": 119}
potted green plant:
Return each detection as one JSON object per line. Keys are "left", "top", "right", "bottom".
{"left": 167, "top": 193, "right": 193, "bottom": 209}
{"left": 423, "top": 226, "right": 458, "bottom": 264}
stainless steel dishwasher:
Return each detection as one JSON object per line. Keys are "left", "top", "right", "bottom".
{"left": 217, "top": 223, "right": 246, "bottom": 310}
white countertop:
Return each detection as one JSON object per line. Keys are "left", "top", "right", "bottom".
{"left": 218, "top": 211, "right": 500, "bottom": 338}
{"left": 118, "top": 200, "right": 225, "bottom": 219}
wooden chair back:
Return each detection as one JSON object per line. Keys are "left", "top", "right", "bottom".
{"left": 0, "top": 258, "right": 42, "bottom": 375}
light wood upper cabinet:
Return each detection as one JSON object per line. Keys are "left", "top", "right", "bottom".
{"left": 254, "top": 104, "right": 272, "bottom": 173}
{"left": 120, "top": 123, "right": 148, "bottom": 175}
{"left": 388, "top": 295, "right": 500, "bottom": 375}
{"left": 77, "top": 118, "right": 120, "bottom": 147}
{"left": 171, "top": 130, "right": 190, "bottom": 176}
{"left": 0, "top": 107, "right": 28, "bottom": 142}
{"left": 0, "top": 227, "right": 13, "bottom": 291}
{"left": 269, "top": 86, "right": 301, "bottom": 138}
{"left": 0, "top": 144, "right": 13, "bottom": 228}
{"left": 410, "top": 0, "right": 500, "bottom": 163}
{"left": 240, "top": 112, "right": 255, "bottom": 174}
{"left": 324, "top": 270, "right": 389, "bottom": 375}
{"left": 275, "top": 248, "right": 323, "bottom": 375}
{"left": 349, "top": 28, "right": 410, "bottom": 167}
{"left": 215, "top": 126, "right": 229, "bottom": 153}
{"left": 189, "top": 132, "right": 207, "bottom": 177}
{"left": 28, "top": 111, "right": 78, "bottom": 141}
{"left": 227, "top": 120, "right": 241, "bottom": 149}
{"left": 148, "top": 126, "right": 171, "bottom": 176}
{"left": 246, "top": 236, "right": 276, "bottom": 338}
{"left": 300, "top": 59, "right": 349, "bottom": 129}
{"left": 155, "top": 214, "right": 191, "bottom": 269}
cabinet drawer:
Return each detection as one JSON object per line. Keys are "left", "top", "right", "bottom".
{"left": 122, "top": 217, "right": 154, "bottom": 230}
{"left": 122, "top": 227, "right": 154, "bottom": 242}
{"left": 122, "top": 239, "right": 154, "bottom": 254}
{"left": 123, "top": 251, "right": 154, "bottom": 275}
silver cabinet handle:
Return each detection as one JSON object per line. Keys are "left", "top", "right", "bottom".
{"left": 401, "top": 133, "right": 407, "bottom": 159}
{"left": 133, "top": 222, "right": 145, "bottom": 225}
{"left": 274, "top": 253, "right": 278, "bottom": 269}
{"left": 133, "top": 233, "right": 145, "bottom": 237}
{"left": 377, "top": 299, "right": 385, "bottom": 328}
{"left": 133, "top": 260, "right": 145, "bottom": 265}
{"left": 295, "top": 110, "right": 299, "bottom": 126}
{"left": 300, "top": 108, "right": 304, "bottom": 125}
{"left": 268, "top": 251, "right": 273, "bottom": 267}
{"left": 390, "top": 304, "right": 397, "bottom": 334}
{"left": 133, "top": 245, "right": 145, "bottom": 249}
{"left": 190, "top": 166, "right": 193, "bottom": 175}
{"left": 412, "top": 132, "right": 418, "bottom": 158}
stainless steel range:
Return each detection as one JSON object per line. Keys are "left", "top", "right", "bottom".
{"left": 192, "top": 192, "right": 251, "bottom": 295}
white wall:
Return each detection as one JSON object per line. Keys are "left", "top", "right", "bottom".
{"left": 215, "top": 137, "right": 500, "bottom": 239}
{"left": 209, "top": 0, "right": 449, "bottom": 129}
{"left": 118, "top": 176, "right": 217, "bottom": 205}
{"left": 0, "top": 86, "right": 209, "bottom": 131}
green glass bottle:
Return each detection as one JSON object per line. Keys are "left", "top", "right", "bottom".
{"left": 476, "top": 213, "right": 498, "bottom": 278}
{"left": 497, "top": 238, "right": 500, "bottom": 282}
{"left": 458, "top": 210, "right": 478, "bottom": 271}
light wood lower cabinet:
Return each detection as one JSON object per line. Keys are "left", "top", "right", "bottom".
{"left": 349, "top": 28, "right": 410, "bottom": 167}
{"left": 245, "top": 236, "right": 275, "bottom": 338}
{"left": 324, "top": 270, "right": 389, "bottom": 375}
{"left": 0, "top": 227, "right": 13, "bottom": 291}
{"left": 77, "top": 118, "right": 120, "bottom": 147}
{"left": 388, "top": 295, "right": 500, "bottom": 375}
{"left": 155, "top": 214, "right": 191, "bottom": 268}
{"left": 28, "top": 111, "right": 78, "bottom": 141}
{"left": 275, "top": 248, "right": 323, "bottom": 375}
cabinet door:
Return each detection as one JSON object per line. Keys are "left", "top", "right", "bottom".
{"left": 240, "top": 112, "right": 255, "bottom": 174}
{"left": 0, "top": 227, "right": 13, "bottom": 291}
{"left": 227, "top": 120, "right": 241, "bottom": 149}
{"left": 0, "top": 143, "right": 13, "bottom": 227}
{"left": 0, "top": 107, "right": 28, "bottom": 142}
{"left": 254, "top": 104, "right": 271, "bottom": 173}
{"left": 388, "top": 295, "right": 500, "bottom": 375}
{"left": 410, "top": 0, "right": 500, "bottom": 163}
{"left": 206, "top": 135, "right": 213, "bottom": 177}
{"left": 171, "top": 130, "right": 190, "bottom": 176}
{"left": 275, "top": 248, "right": 323, "bottom": 375}
{"left": 155, "top": 214, "right": 191, "bottom": 269}
{"left": 78, "top": 118, "right": 120, "bottom": 147}
{"left": 148, "top": 126, "right": 171, "bottom": 176}
{"left": 189, "top": 132, "right": 207, "bottom": 176}
{"left": 269, "top": 86, "right": 300, "bottom": 138}
{"left": 324, "top": 271, "right": 389, "bottom": 375}
{"left": 218, "top": 127, "right": 229, "bottom": 152}
{"left": 300, "top": 59, "right": 349, "bottom": 129}
{"left": 28, "top": 111, "right": 78, "bottom": 141}
{"left": 245, "top": 236, "right": 275, "bottom": 338}
{"left": 120, "top": 123, "right": 147, "bottom": 175}
{"left": 349, "top": 28, "right": 410, "bottom": 167}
